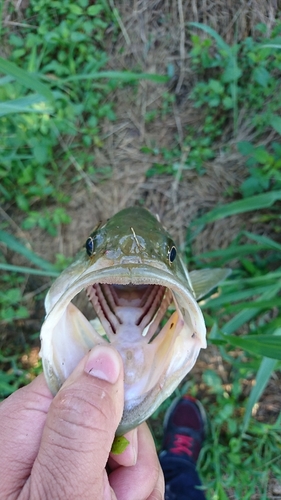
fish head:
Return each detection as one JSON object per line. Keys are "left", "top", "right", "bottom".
{"left": 40, "top": 207, "right": 228, "bottom": 435}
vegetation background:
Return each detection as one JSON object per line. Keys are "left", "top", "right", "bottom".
{"left": 1, "top": 0, "right": 281, "bottom": 498}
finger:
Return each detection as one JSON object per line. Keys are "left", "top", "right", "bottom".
{"left": 109, "top": 423, "right": 162, "bottom": 500}
{"left": 147, "top": 468, "right": 165, "bottom": 500}
{"left": 0, "top": 373, "right": 53, "bottom": 498}
{"left": 25, "top": 345, "right": 124, "bottom": 500}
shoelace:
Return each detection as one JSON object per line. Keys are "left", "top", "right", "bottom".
{"left": 170, "top": 433, "right": 193, "bottom": 456}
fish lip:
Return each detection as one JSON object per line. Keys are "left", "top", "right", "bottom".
{"left": 43, "top": 263, "right": 207, "bottom": 352}
{"left": 45, "top": 264, "right": 199, "bottom": 321}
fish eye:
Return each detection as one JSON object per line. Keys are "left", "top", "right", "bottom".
{"left": 168, "top": 246, "right": 177, "bottom": 264}
{"left": 85, "top": 237, "right": 95, "bottom": 256}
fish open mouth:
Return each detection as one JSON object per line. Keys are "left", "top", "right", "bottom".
{"left": 86, "top": 283, "right": 173, "bottom": 342}
{"left": 41, "top": 264, "right": 206, "bottom": 434}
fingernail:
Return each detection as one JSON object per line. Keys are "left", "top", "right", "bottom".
{"left": 84, "top": 345, "right": 121, "bottom": 384}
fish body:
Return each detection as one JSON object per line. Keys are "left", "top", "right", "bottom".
{"left": 40, "top": 207, "right": 229, "bottom": 435}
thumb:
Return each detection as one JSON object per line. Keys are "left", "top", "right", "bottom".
{"left": 28, "top": 345, "right": 124, "bottom": 500}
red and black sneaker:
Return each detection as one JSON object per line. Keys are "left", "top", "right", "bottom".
{"left": 160, "top": 395, "right": 207, "bottom": 463}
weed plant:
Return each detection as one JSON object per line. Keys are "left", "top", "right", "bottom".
{"left": 0, "top": 0, "right": 164, "bottom": 394}
{"left": 147, "top": 24, "right": 281, "bottom": 497}
{"left": 0, "top": 0, "right": 119, "bottom": 395}
{"left": 145, "top": 22, "right": 281, "bottom": 190}
{"left": 149, "top": 202, "right": 281, "bottom": 497}
{"left": 1, "top": 0, "right": 119, "bottom": 235}
{"left": 190, "top": 231, "right": 281, "bottom": 497}
{"left": 189, "top": 22, "right": 281, "bottom": 196}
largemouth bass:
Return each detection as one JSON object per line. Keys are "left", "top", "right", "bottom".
{"left": 40, "top": 207, "right": 230, "bottom": 435}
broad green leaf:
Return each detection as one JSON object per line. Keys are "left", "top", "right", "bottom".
{"left": 209, "top": 79, "right": 224, "bottom": 93}
{"left": 192, "top": 191, "right": 281, "bottom": 227}
{"left": 270, "top": 114, "right": 281, "bottom": 135}
{"left": 87, "top": 5, "right": 103, "bottom": 16}
{"left": 242, "top": 355, "right": 277, "bottom": 433}
{"left": 222, "top": 96, "right": 233, "bottom": 109}
{"left": 0, "top": 230, "right": 57, "bottom": 272}
{"left": 0, "top": 263, "right": 59, "bottom": 277}
{"left": 237, "top": 141, "right": 255, "bottom": 155}
{"left": 64, "top": 71, "right": 168, "bottom": 83}
{"left": 252, "top": 147, "right": 272, "bottom": 164}
{"left": 253, "top": 66, "right": 271, "bottom": 87}
{"left": 0, "top": 57, "right": 53, "bottom": 101}
{"left": 69, "top": 4, "right": 83, "bottom": 15}
{"left": 222, "top": 65, "right": 242, "bottom": 83}
{"left": 111, "top": 435, "right": 129, "bottom": 455}
{"left": 222, "top": 333, "right": 281, "bottom": 360}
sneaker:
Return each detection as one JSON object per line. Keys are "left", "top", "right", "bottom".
{"left": 161, "top": 395, "right": 207, "bottom": 462}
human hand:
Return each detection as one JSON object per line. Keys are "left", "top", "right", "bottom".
{"left": 0, "top": 344, "right": 164, "bottom": 499}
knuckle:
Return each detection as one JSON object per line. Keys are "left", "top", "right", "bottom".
{"left": 53, "top": 384, "right": 114, "bottom": 429}
{"left": 45, "top": 383, "right": 120, "bottom": 451}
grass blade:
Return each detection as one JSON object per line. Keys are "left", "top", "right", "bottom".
{"left": 188, "top": 22, "right": 231, "bottom": 53}
{"left": 243, "top": 231, "right": 281, "bottom": 252}
{"left": 202, "top": 285, "right": 273, "bottom": 309}
{"left": 64, "top": 71, "right": 168, "bottom": 83}
{"left": 0, "top": 263, "right": 59, "bottom": 277}
{"left": 0, "top": 57, "right": 53, "bottom": 102}
{"left": 242, "top": 356, "right": 277, "bottom": 433}
{"left": 0, "top": 230, "right": 57, "bottom": 272}
{"left": 262, "top": 44, "right": 281, "bottom": 49}
{"left": 221, "top": 284, "right": 281, "bottom": 334}
{"left": 0, "top": 94, "right": 52, "bottom": 117}
{"left": 192, "top": 191, "right": 281, "bottom": 228}
{"left": 196, "top": 243, "right": 272, "bottom": 262}
{"left": 222, "top": 297, "right": 281, "bottom": 312}
{"left": 222, "top": 333, "right": 281, "bottom": 360}
{"left": 222, "top": 271, "right": 281, "bottom": 287}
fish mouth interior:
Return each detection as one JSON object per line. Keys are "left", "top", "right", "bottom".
{"left": 85, "top": 282, "right": 174, "bottom": 343}
{"left": 41, "top": 263, "right": 206, "bottom": 435}
{"left": 42, "top": 263, "right": 205, "bottom": 434}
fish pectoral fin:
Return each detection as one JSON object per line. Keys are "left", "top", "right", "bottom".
{"left": 189, "top": 268, "right": 231, "bottom": 300}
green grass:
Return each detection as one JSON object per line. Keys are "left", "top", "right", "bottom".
{"left": 143, "top": 21, "right": 281, "bottom": 193}
{"left": 0, "top": 0, "right": 164, "bottom": 234}
{"left": 150, "top": 203, "right": 281, "bottom": 497}
{"left": 1, "top": 3, "right": 281, "bottom": 498}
